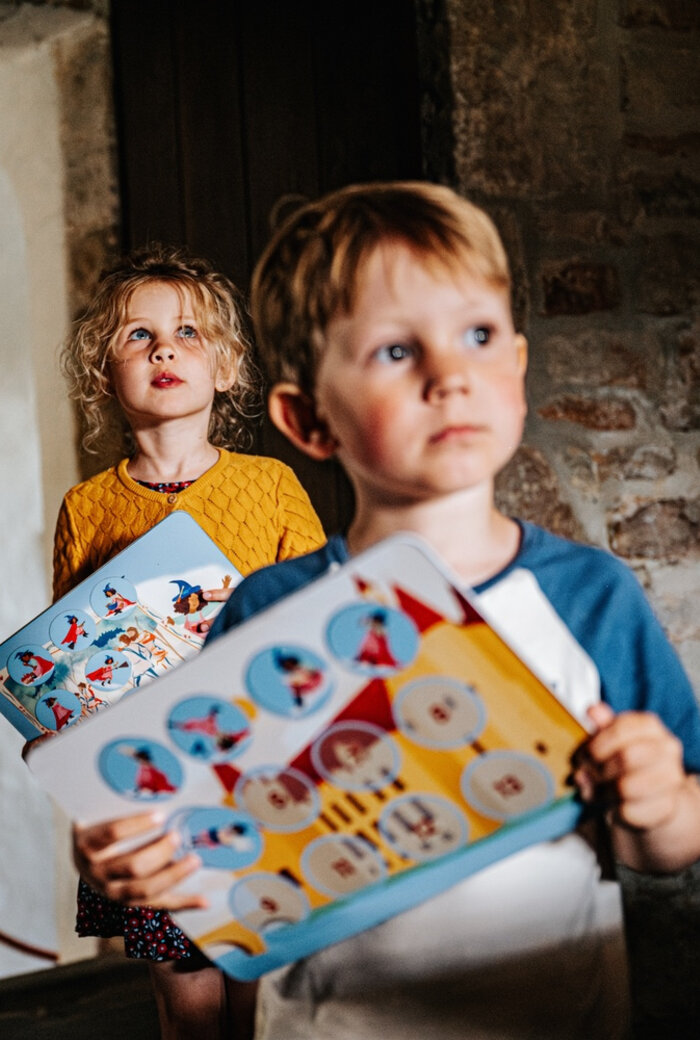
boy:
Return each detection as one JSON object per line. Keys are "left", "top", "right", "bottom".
{"left": 76, "top": 183, "right": 700, "bottom": 1038}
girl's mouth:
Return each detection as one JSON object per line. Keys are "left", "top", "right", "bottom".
{"left": 152, "top": 372, "right": 182, "bottom": 388}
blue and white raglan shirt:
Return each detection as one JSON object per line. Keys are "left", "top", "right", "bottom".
{"left": 207, "top": 523, "right": 700, "bottom": 1040}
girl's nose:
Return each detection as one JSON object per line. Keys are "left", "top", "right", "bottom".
{"left": 149, "top": 337, "right": 176, "bottom": 363}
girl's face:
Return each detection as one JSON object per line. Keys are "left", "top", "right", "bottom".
{"left": 108, "top": 282, "right": 234, "bottom": 433}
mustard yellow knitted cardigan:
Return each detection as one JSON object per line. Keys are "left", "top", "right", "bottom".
{"left": 53, "top": 450, "right": 325, "bottom": 601}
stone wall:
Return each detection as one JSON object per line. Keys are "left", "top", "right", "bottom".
{"left": 421, "top": 0, "right": 700, "bottom": 689}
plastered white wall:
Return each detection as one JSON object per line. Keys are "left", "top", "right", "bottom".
{"left": 0, "top": 5, "right": 96, "bottom": 977}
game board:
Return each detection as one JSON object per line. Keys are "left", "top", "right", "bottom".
{"left": 0, "top": 512, "right": 239, "bottom": 740}
{"left": 29, "top": 533, "right": 588, "bottom": 980}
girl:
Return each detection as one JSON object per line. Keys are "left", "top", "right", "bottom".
{"left": 55, "top": 244, "right": 325, "bottom": 1039}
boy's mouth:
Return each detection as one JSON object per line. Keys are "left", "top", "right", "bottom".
{"left": 151, "top": 372, "right": 183, "bottom": 388}
{"left": 430, "top": 424, "right": 483, "bottom": 444}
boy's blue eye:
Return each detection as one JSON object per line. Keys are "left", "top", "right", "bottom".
{"left": 375, "top": 343, "right": 413, "bottom": 363}
{"left": 462, "top": 326, "right": 491, "bottom": 348}
{"left": 177, "top": 325, "right": 198, "bottom": 339}
{"left": 128, "top": 328, "right": 151, "bottom": 341}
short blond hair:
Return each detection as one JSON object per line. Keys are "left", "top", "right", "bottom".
{"left": 251, "top": 181, "right": 512, "bottom": 394}
{"left": 62, "top": 244, "right": 260, "bottom": 454}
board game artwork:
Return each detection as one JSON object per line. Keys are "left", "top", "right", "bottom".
{"left": 0, "top": 513, "right": 240, "bottom": 741}
{"left": 30, "top": 534, "right": 588, "bottom": 981}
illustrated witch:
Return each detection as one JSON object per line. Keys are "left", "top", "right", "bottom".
{"left": 170, "top": 578, "right": 217, "bottom": 636}
{"left": 121, "top": 746, "right": 178, "bottom": 796}
{"left": 61, "top": 614, "right": 87, "bottom": 650}
{"left": 85, "top": 655, "right": 127, "bottom": 685}
{"left": 103, "top": 583, "right": 136, "bottom": 617}
{"left": 16, "top": 649, "right": 54, "bottom": 685}
{"left": 43, "top": 695, "right": 77, "bottom": 730}
{"left": 354, "top": 609, "right": 399, "bottom": 668}
{"left": 273, "top": 650, "right": 324, "bottom": 708}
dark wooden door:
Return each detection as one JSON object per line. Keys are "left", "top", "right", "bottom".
{"left": 110, "top": 0, "right": 423, "bottom": 533}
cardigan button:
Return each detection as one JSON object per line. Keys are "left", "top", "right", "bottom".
{"left": 166, "top": 493, "right": 178, "bottom": 504}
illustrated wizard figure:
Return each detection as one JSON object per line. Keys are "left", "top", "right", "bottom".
{"left": 85, "top": 655, "right": 127, "bottom": 685}
{"left": 44, "top": 695, "right": 75, "bottom": 730}
{"left": 103, "top": 583, "right": 136, "bottom": 617}
{"left": 62, "top": 614, "right": 87, "bottom": 650}
{"left": 170, "top": 578, "right": 217, "bottom": 636}
{"left": 122, "top": 746, "right": 178, "bottom": 796}
{"left": 16, "top": 649, "right": 54, "bottom": 685}
{"left": 355, "top": 609, "right": 399, "bottom": 668}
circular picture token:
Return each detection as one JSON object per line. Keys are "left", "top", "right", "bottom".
{"left": 98, "top": 737, "right": 183, "bottom": 801}
{"left": 311, "top": 720, "right": 400, "bottom": 791}
{"left": 235, "top": 766, "right": 319, "bottom": 832}
{"left": 168, "top": 695, "right": 252, "bottom": 762}
{"left": 245, "top": 644, "right": 332, "bottom": 718}
{"left": 378, "top": 793, "right": 468, "bottom": 861}
{"left": 8, "top": 644, "right": 55, "bottom": 687}
{"left": 83, "top": 649, "right": 132, "bottom": 691}
{"left": 228, "top": 873, "right": 309, "bottom": 935}
{"left": 302, "top": 834, "right": 385, "bottom": 897}
{"left": 461, "top": 750, "right": 555, "bottom": 821}
{"left": 170, "top": 807, "right": 262, "bottom": 869}
{"left": 90, "top": 576, "right": 138, "bottom": 620}
{"left": 49, "top": 609, "right": 96, "bottom": 653}
{"left": 393, "top": 676, "right": 486, "bottom": 749}
{"left": 36, "top": 688, "right": 81, "bottom": 731}
{"left": 325, "top": 603, "right": 419, "bottom": 677}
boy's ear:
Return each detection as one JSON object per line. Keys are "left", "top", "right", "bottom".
{"left": 514, "top": 333, "right": 528, "bottom": 374}
{"left": 268, "top": 383, "right": 337, "bottom": 461}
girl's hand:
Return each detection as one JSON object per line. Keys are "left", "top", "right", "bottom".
{"left": 199, "top": 580, "right": 234, "bottom": 632}
{"left": 574, "top": 703, "right": 700, "bottom": 872}
{"left": 72, "top": 812, "right": 207, "bottom": 910}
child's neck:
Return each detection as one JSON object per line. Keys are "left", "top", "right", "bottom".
{"left": 346, "top": 487, "right": 521, "bottom": 588}
{"left": 126, "top": 427, "right": 220, "bottom": 483}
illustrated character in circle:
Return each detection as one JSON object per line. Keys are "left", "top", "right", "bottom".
{"left": 273, "top": 650, "right": 324, "bottom": 708}
{"left": 103, "top": 584, "right": 136, "bottom": 617}
{"left": 189, "top": 820, "right": 257, "bottom": 855}
{"left": 16, "top": 649, "right": 54, "bottom": 685}
{"left": 354, "top": 609, "right": 399, "bottom": 668}
{"left": 121, "top": 746, "right": 178, "bottom": 796}
{"left": 169, "top": 704, "right": 250, "bottom": 756}
{"left": 44, "top": 695, "right": 76, "bottom": 730}
{"left": 86, "top": 655, "right": 127, "bottom": 685}
{"left": 62, "top": 614, "right": 87, "bottom": 650}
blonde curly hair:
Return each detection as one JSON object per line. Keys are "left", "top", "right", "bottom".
{"left": 62, "top": 244, "right": 261, "bottom": 454}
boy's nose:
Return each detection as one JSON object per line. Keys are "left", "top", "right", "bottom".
{"left": 424, "top": 366, "right": 469, "bottom": 402}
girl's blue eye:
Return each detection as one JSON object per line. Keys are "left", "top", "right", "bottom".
{"left": 128, "top": 328, "right": 151, "bottom": 341}
{"left": 375, "top": 343, "right": 413, "bottom": 363}
{"left": 462, "top": 326, "right": 491, "bottom": 348}
{"left": 177, "top": 325, "right": 198, "bottom": 339}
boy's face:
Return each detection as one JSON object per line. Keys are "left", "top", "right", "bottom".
{"left": 309, "top": 242, "right": 527, "bottom": 507}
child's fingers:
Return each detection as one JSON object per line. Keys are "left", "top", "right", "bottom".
{"left": 73, "top": 811, "right": 165, "bottom": 855}
{"left": 202, "top": 587, "right": 233, "bottom": 603}
{"left": 88, "top": 851, "right": 205, "bottom": 909}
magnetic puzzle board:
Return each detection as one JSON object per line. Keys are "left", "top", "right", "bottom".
{"left": 0, "top": 512, "right": 240, "bottom": 741}
{"left": 30, "top": 533, "right": 587, "bottom": 981}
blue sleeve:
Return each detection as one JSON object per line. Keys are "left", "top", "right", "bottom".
{"left": 206, "top": 543, "right": 337, "bottom": 644}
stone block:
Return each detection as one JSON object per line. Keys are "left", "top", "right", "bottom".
{"left": 634, "top": 235, "right": 700, "bottom": 316}
{"left": 619, "top": 0, "right": 700, "bottom": 31}
{"left": 539, "top": 330, "right": 648, "bottom": 390}
{"left": 541, "top": 261, "right": 621, "bottom": 315}
{"left": 538, "top": 394, "right": 637, "bottom": 429}
{"left": 495, "top": 444, "right": 582, "bottom": 539}
{"left": 609, "top": 498, "right": 700, "bottom": 560}
{"left": 594, "top": 444, "right": 677, "bottom": 482}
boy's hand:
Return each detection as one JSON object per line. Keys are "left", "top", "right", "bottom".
{"left": 72, "top": 812, "right": 207, "bottom": 910}
{"left": 574, "top": 703, "right": 700, "bottom": 873}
